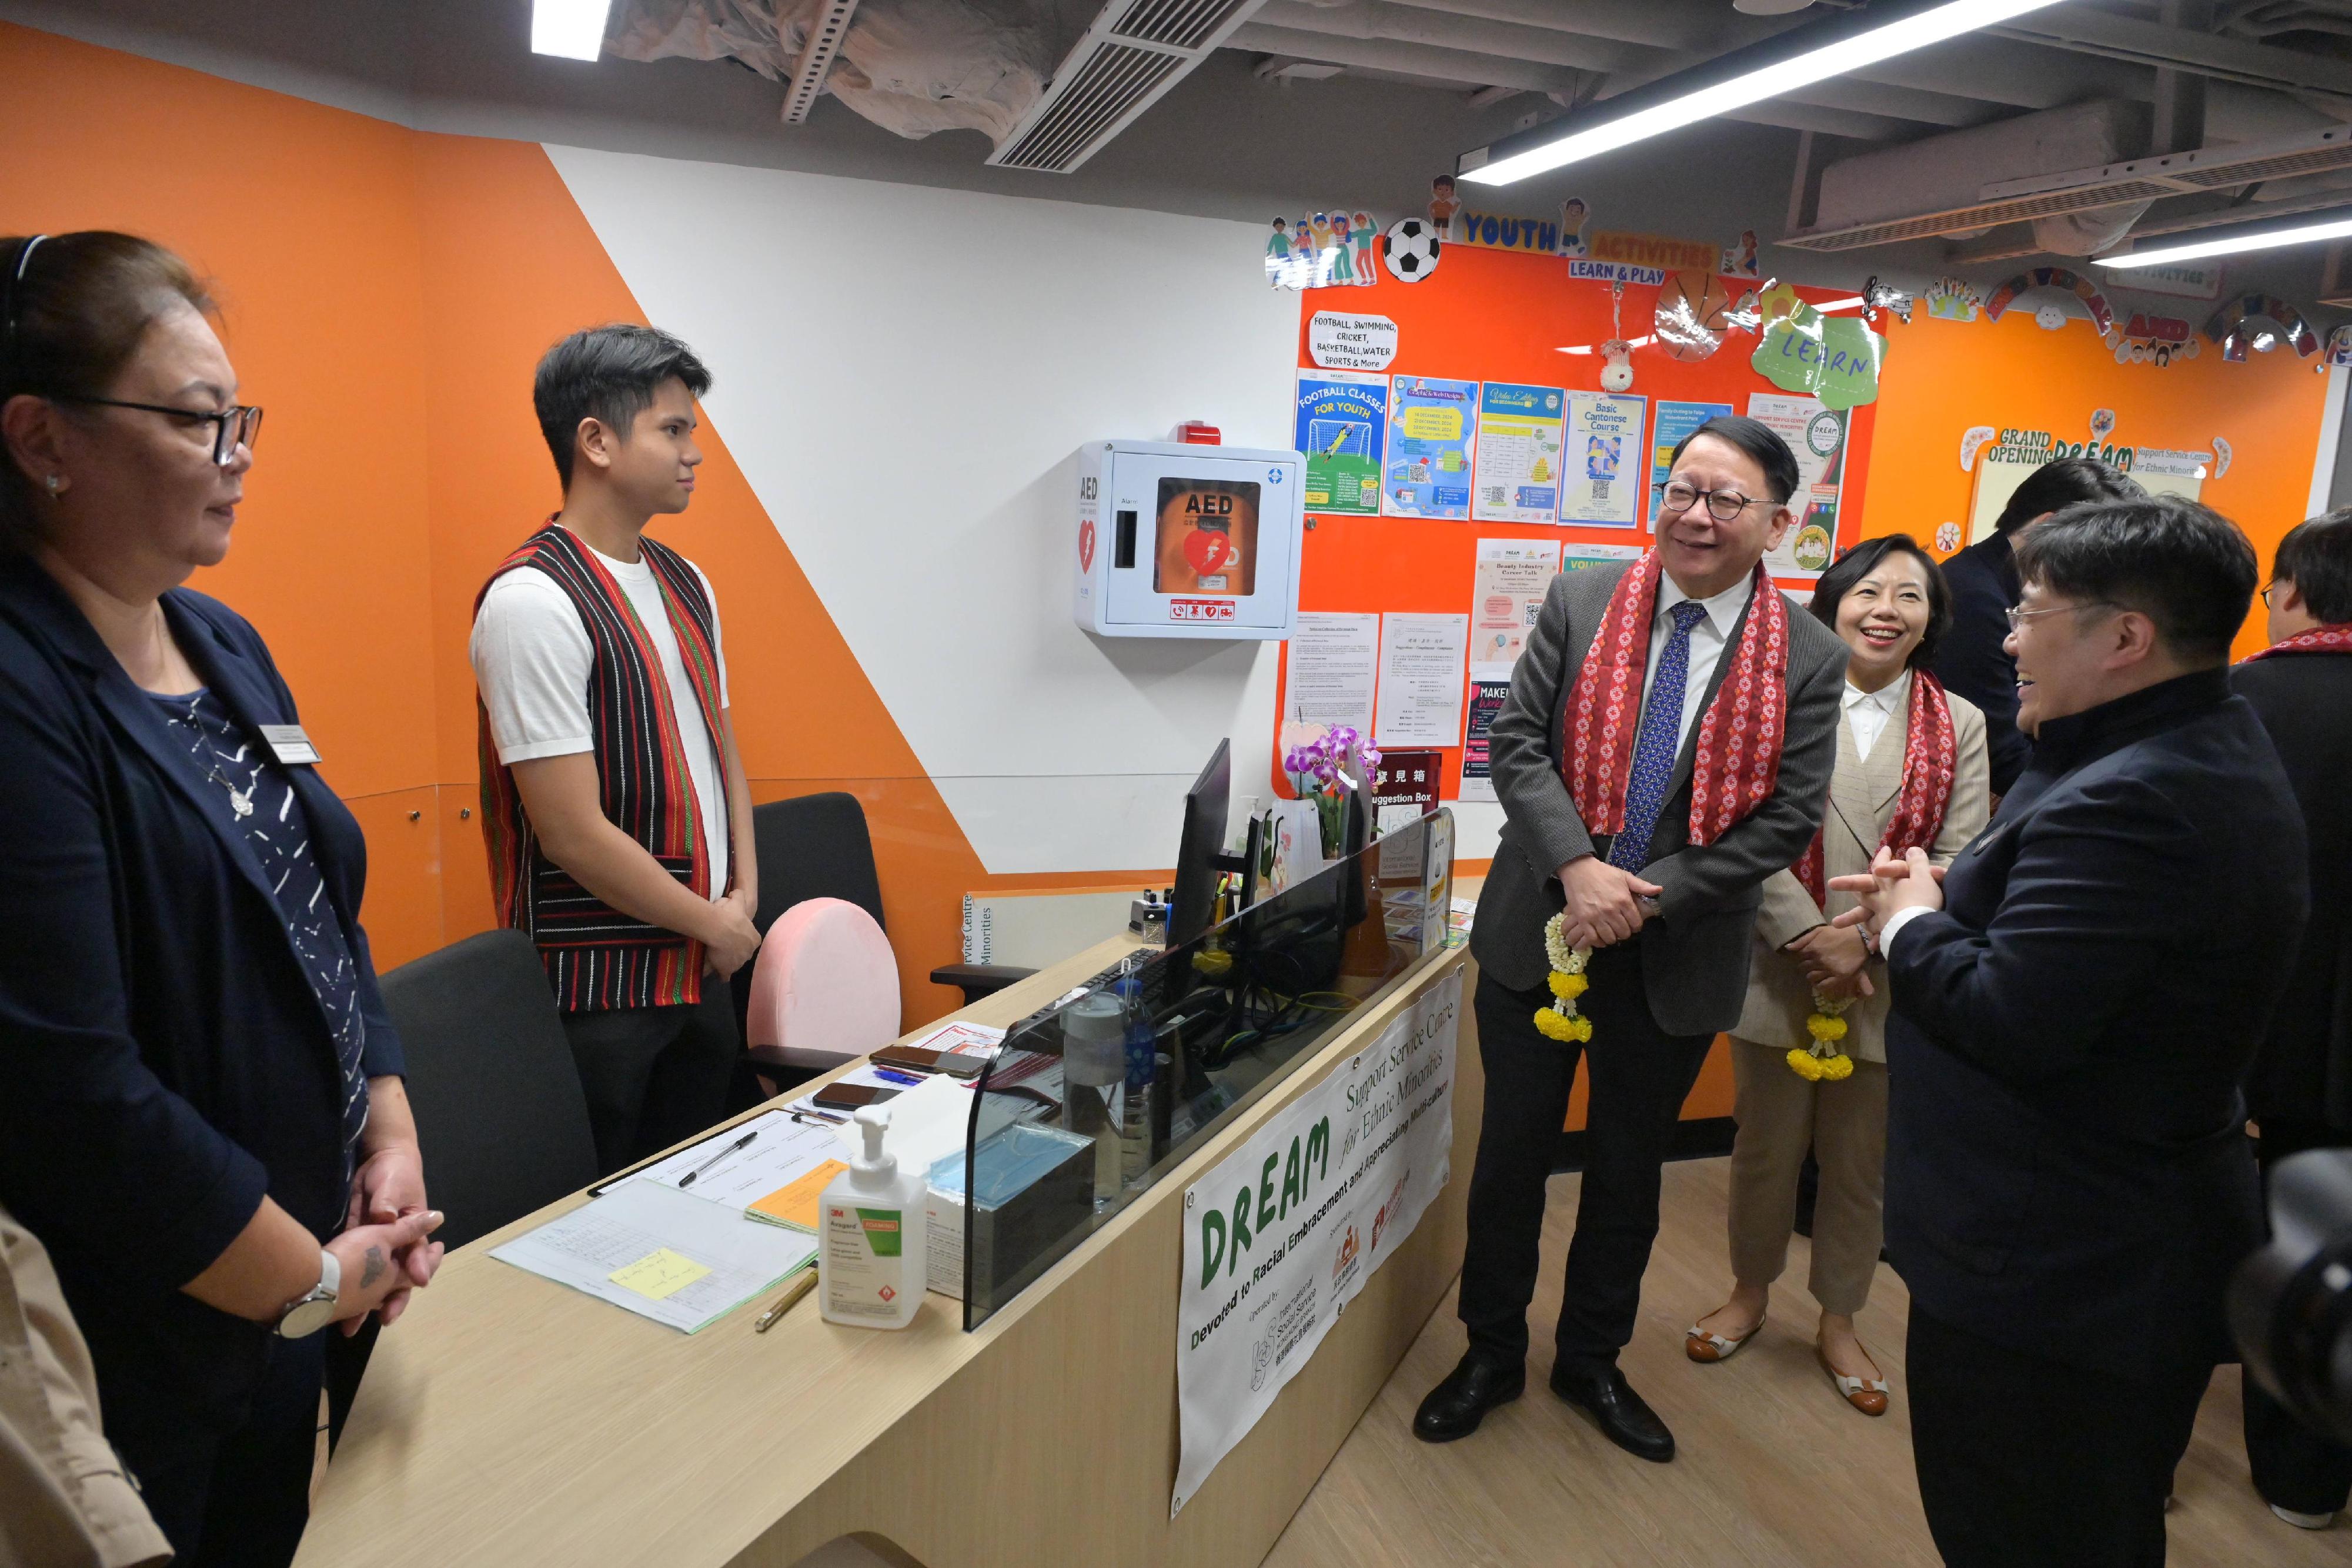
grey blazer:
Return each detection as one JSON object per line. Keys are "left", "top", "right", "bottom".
{"left": 1468, "top": 562, "right": 1850, "bottom": 1035}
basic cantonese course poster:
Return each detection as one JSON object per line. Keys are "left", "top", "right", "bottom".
{"left": 1383, "top": 375, "right": 1478, "bottom": 520}
{"left": 1472, "top": 382, "right": 1568, "bottom": 524}
{"left": 1295, "top": 370, "right": 1387, "bottom": 516}
{"left": 1562, "top": 392, "right": 1646, "bottom": 529}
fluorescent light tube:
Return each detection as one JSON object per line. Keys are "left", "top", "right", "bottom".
{"left": 1459, "top": 0, "right": 2063, "bottom": 186}
{"left": 2094, "top": 212, "right": 2352, "bottom": 269}
{"left": 532, "top": 0, "right": 612, "bottom": 61}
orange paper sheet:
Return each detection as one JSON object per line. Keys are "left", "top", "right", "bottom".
{"left": 747, "top": 1161, "right": 849, "bottom": 1232}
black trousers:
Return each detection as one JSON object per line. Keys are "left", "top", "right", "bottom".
{"left": 2245, "top": 1117, "right": 2352, "bottom": 1516}
{"left": 1909, "top": 1305, "right": 2210, "bottom": 1568}
{"left": 560, "top": 986, "right": 742, "bottom": 1175}
{"left": 124, "top": 1331, "right": 323, "bottom": 1568}
{"left": 1457, "top": 950, "right": 1713, "bottom": 1372}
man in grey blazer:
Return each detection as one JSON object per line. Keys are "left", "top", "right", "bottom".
{"left": 1415, "top": 416, "right": 1848, "bottom": 1460}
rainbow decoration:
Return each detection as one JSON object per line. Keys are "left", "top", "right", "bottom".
{"left": 1982, "top": 266, "right": 2116, "bottom": 336}
{"left": 2204, "top": 293, "right": 2322, "bottom": 361}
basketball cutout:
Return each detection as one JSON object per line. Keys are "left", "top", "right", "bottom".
{"left": 1655, "top": 270, "right": 1734, "bottom": 362}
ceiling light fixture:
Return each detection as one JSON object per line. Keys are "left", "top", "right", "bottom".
{"left": 532, "top": 0, "right": 613, "bottom": 61}
{"left": 1457, "top": 0, "right": 2063, "bottom": 187}
{"left": 2093, "top": 210, "right": 2352, "bottom": 269}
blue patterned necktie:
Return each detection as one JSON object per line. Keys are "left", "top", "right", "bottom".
{"left": 1607, "top": 599, "right": 1710, "bottom": 871}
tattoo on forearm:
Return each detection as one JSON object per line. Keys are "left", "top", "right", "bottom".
{"left": 361, "top": 1246, "right": 387, "bottom": 1289}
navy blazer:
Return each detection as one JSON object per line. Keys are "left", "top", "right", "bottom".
{"left": 1882, "top": 670, "right": 2306, "bottom": 1382}
{"left": 0, "top": 555, "right": 403, "bottom": 1432}
{"left": 1929, "top": 531, "right": 2031, "bottom": 796}
{"left": 2233, "top": 649, "right": 2352, "bottom": 1129}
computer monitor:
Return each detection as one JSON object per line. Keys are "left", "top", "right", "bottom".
{"left": 1170, "top": 739, "right": 1262, "bottom": 948}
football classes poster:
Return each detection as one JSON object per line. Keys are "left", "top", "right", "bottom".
{"left": 1385, "top": 375, "right": 1477, "bottom": 519}
{"left": 1295, "top": 370, "right": 1387, "bottom": 515}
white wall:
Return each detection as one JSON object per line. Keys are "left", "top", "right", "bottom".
{"left": 549, "top": 145, "right": 1306, "bottom": 875}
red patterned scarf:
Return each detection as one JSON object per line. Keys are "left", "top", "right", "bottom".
{"left": 1794, "top": 670, "right": 1957, "bottom": 905}
{"left": 1561, "top": 553, "right": 1789, "bottom": 848}
{"left": 2245, "top": 623, "right": 2352, "bottom": 661}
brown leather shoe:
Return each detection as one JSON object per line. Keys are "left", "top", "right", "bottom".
{"left": 1817, "top": 1344, "right": 1889, "bottom": 1416}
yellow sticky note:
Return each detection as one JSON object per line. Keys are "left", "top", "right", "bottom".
{"left": 608, "top": 1248, "right": 711, "bottom": 1301}
{"left": 748, "top": 1160, "right": 850, "bottom": 1232}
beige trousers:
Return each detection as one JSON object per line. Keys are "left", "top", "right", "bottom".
{"left": 1725, "top": 1038, "right": 1889, "bottom": 1317}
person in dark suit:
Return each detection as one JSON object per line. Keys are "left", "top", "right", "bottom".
{"left": 0, "top": 232, "right": 445, "bottom": 1567}
{"left": 1835, "top": 496, "right": 2307, "bottom": 1568}
{"left": 2232, "top": 507, "right": 2352, "bottom": 1532}
{"left": 1414, "top": 416, "right": 1848, "bottom": 1460}
{"left": 1930, "top": 457, "right": 2141, "bottom": 798}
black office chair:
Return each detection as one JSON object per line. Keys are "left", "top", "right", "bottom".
{"left": 731, "top": 793, "right": 1034, "bottom": 1086}
{"left": 329, "top": 928, "right": 599, "bottom": 1447}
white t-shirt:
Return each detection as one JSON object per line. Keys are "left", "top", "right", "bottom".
{"left": 470, "top": 530, "right": 732, "bottom": 901}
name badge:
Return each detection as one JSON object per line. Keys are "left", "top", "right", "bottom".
{"left": 259, "top": 723, "right": 321, "bottom": 765}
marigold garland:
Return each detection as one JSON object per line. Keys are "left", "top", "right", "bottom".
{"left": 1786, "top": 988, "right": 1856, "bottom": 1081}
{"left": 1535, "top": 913, "right": 1593, "bottom": 1044}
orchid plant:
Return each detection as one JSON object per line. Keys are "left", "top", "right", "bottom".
{"left": 1283, "top": 724, "right": 1381, "bottom": 858}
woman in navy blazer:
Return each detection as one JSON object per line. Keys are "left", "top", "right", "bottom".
{"left": 0, "top": 233, "right": 445, "bottom": 1566}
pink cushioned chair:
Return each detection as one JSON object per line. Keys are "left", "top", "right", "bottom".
{"left": 744, "top": 897, "right": 901, "bottom": 1077}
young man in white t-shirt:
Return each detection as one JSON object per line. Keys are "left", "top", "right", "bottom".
{"left": 470, "top": 325, "right": 760, "bottom": 1174}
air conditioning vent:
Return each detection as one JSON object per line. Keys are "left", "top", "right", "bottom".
{"left": 1786, "top": 125, "right": 2352, "bottom": 252}
{"left": 987, "top": 0, "right": 1269, "bottom": 172}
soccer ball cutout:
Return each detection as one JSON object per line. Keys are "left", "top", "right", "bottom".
{"left": 1382, "top": 218, "right": 1441, "bottom": 284}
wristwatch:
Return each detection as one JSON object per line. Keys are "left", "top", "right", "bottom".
{"left": 274, "top": 1249, "right": 341, "bottom": 1339}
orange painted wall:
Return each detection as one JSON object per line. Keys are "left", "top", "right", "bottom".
{"left": 0, "top": 22, "right": 1145, "bottom": 1023}
{"left": 1858, "top": 306, "right": 2331, "bottom": 660}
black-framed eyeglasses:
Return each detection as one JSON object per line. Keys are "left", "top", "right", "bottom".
{"left": 1656, "top": 479, "right": 1765, "bottom": 522}
{"left": 51, "top": 395, "right": 262, "bottom": 466}
{"left": 2261, "top": 583, "right": 2285, "bottom": 608}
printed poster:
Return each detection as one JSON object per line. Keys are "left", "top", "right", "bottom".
{"left": 1563, "top": 392, "right": 1647, "bottom": 529}
{"left": 1280, "top": 611, "right": 1379, "bottom": 746}
{"left": 1374, "top": 612, "right": 1469, "bottom": 748}
{"left": 1384, "top": 375, "right": 1478, "bottom": 520}
{"left": 1459, "top": 670, "right": 1511, "bottom": 804}
{"left": 1562, "top": 543, "right": 1645, "bottom": 575}
{"left": 1469, "top": 537, "right": 1561, "bottom": 668}
{"left": 1173, "top": 972, "right": 1460, "bottom": 1515}
{"left": 1472, "top": 382, "right": 1568, "bottom": 524}
{"left": 1295, "top": 370, "right": 1387, "bottom": 516}
{"left": 1745, "top": 392, "right": 1847, "bottom": 579}
{"left": 1648, "top": 400, "right": 1733, "bottom": 530}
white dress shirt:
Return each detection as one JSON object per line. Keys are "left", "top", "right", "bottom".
{"left": 1641, "top": 572, "right": 1756, "bottom": 756}
{"left": 1842, "top": 668, "right": 1911, "bottom": 763}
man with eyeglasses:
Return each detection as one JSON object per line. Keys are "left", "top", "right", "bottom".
{"left": 1415, "top": 415, "right": 1849, "bottom": 1462}
{"left": 1833, "top": 496, "right": 2307, "bottom": 1566}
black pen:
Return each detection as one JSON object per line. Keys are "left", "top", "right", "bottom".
{"left": 677, "top": 1128, "right": 757, "bottom": 1189}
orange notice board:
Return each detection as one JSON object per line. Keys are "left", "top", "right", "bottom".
{"left": 1273, "top": 245, "right": 1880, "bottom": 803}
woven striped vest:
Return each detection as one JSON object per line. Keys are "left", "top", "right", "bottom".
{"left": 476, "top": 522, "right": 731, "bottom": 1012}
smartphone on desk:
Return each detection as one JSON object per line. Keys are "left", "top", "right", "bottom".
{"left": 870, "top": 1045, "right": 985, "bottom": 1079}
{"left": 811, "top": 1082, "right": 903, "bottom": 1112}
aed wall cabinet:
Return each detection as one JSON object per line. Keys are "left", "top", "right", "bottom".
{"left": 1073, "top": 440, "right": 1304, "bottom": 640}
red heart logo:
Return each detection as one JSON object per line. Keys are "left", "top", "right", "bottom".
{"left": 1183, "top": 529, "right": 1234, "bottom": 574}
{"left": 1079, "top": 519, "right": 1096, "bottom": 571}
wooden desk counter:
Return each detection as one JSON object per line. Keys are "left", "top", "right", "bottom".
{"left": 297, "top": 931, "right": 1481, "bottom": 1568}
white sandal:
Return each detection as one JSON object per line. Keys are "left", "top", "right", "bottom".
{"left": 1818, "top": 1345, "right": 1889, "bottom": 1415}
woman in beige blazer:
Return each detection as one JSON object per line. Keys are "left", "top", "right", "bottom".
{"left": 1686, "top": 533, "right": 1990, "bottom": 1415}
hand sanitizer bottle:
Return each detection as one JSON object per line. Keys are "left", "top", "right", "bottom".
{"left": 819, "top": 1105, "right": 927, "bottom": 1329}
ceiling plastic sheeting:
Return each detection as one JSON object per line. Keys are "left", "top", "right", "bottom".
{"left": 607, "top": 0, "right": 1064, "bottom": 141}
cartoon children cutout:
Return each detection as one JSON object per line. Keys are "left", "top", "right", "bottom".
{"left": 1428, "top": 176, "right": 1462, "bottom": 238}
{"left": 1292, "top": 217, "right": 1315, "bottom": 259}
{"left": 1558, "top": 197, "right": 1590, "bottom": 259}
{"left": 1267, "top": 218, "right": 1291, "bottom": 260}
{"left": 1329, "top": 212, "right": 1355, "bottom": 284}
{"left": 1352, "top": 212, "right": 1377, "bottom": 284}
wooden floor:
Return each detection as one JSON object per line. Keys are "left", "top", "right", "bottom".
{"left": 1268, "top": 1156, "right": 2352, "bottom": 1568}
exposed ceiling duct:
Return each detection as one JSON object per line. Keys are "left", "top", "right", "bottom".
{"left": 988, "top": 0, "right": 1274, "bottom": 171}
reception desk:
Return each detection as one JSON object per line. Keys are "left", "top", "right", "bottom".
{"left": 296, "top": 926, "right": 1482, "bottom": 1568}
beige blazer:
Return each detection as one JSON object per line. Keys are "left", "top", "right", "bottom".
{"left": 0, "top": 1205, "right": 170, "bottom": 1568}
{"left": 1732, "top": 684, "right": 1990, "bottom": 1064}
